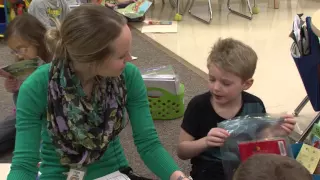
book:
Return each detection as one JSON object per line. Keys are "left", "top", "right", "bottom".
{"left": 296, "top": 144, "right": 320, "bottom": 173}
{"left": 141, "top": 65, "right": 180, "bottom": 96}
{"left": 115, "top": 0, "right": 152, "bottom": 19}
{"left": 0, "top": 57, "right": 44, "bottom": 81}
{"left": 238, "top": 138, "right": 288, "bottom": 162}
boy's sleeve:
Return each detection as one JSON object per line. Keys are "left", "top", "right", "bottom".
{"left": 181, "top": 97, "right": 200, "bottom": 138}
{"left": 258, "top": 99, "right": 267, "bottom": 113}
{"left": 124, "top": 63, "right": 180, "bottom": 180}
{"left": 28, "top": 0, "right": 51, "bottom": 28}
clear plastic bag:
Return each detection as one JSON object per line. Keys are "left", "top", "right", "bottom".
{"left": 217, "top": 114, "right": 293, "bottom": 180}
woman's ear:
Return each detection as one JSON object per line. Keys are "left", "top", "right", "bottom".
{"left": 243, "top": 78, "right": 254, "bottom": 90}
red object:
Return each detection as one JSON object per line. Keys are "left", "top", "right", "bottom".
{"left": 238, "top": 138, "right": 288, "bottom": 162}
{"left": 17, "top": 4, "right": 24, "bottom": 15}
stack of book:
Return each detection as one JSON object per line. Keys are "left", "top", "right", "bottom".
{"left": 141, "top": 65, "right": 180, "bottom": 97}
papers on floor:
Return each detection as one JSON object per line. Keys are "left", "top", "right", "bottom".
{"left": 141, "top": 65, "right": 180, "bottom": 96}
{"left": 95, "top": 171, "right": 130, "bottom": 180}
{"left": 131, "top": 56, "right": 138, "bottom": 60}
{"left": 141, "top": 21, "right": 178, "bottom": 33}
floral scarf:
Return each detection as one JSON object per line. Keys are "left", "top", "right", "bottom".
{"left": 47, "top": 59, "right": 128, "bottom": 167}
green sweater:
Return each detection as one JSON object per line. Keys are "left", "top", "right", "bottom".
{"left": 8, "top": 63, "right": 180, "bottom": 180}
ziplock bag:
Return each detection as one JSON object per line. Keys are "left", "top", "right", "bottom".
{"left": 218, "top": 114, "right": 293, "bottom": 180}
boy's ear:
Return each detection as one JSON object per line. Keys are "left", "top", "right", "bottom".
{"left": 243, "top": 78, "right": 253, "bottom": 90}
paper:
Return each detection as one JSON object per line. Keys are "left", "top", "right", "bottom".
{"left": 141, "top": 21, "right": 178, "bottom": 33}
{"left": 94, "top": 171, "right": 130, "bottom": 180}
{"left": 296, "top": 144, "right": 320, "bottom": 173}
{"left": 131, "top": 56, "right": 137, "bottom": 60}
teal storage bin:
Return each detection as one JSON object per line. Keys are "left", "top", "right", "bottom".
{"left": 148, "top": 83, "right": 185, "bottom": 120}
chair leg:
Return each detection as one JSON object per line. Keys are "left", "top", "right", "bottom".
{"left": 227, "top": 0, "right": 253, "bottom": 20}
{"left": 188, "top": 0, "right": 213, "bottom": 24}
{"left": 297, "top": 112, "right": 320, "bottom": 143}
{"left": 293, "top": 96, "right": 309, "bottom": 116}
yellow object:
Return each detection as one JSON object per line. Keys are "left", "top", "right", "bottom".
{"left": 10, "top": 8, "right": 16, "bottom": 21}
{"left": 0, "top": 5, "right": 4, "bottom": 8}
{"left": 174, "top": 13, "right": 182, "bottom": 21}
{"left": 252, "top": 6, "right": 259, "bottom": 14}
{"left": 24, "top": 0, "right": 31, "bottom": 8}
{"left": 296, "top": 144, "right": 320, "bottom": 173}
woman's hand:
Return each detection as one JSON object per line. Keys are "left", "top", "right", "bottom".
{"left": 170, "top": 171, "right": 191, "bottom": 180}
{"left": 4, "top": 78, "right": 20, "bottom": 93}
{"left": 206, "top": 128, "right": 230, "bottom": 147}
{"left": 279, "top": 114, "right": 296, "bottom": 135}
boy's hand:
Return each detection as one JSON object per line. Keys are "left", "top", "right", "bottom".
{"left": 279, "top": 114, "right": 296, "bottom": 135}
{"left": 4, "top": 78, "right": 19, "bottom": 93}
{"left": 206, "top": 128, "right": 230, "bottom": 147}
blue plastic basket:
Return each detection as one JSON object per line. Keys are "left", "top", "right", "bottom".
{"left": 292, "top": 17, "right": 320, "bottom": 111}
{"left": 291, "top": 143, "right": 320, "bottom": 179}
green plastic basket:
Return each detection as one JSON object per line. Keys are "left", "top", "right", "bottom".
{"left": 147, "top": 84, "right": 185, "bottom": 120}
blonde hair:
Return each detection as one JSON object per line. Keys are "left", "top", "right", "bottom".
{"left": 207, "top": 38, "right": 258, "bottom": 81}
{"left": 233, "top": 154, "right": 312, "bottom": 180}
{"left": 45, "top": 4, "right": 127, "bottom": 64}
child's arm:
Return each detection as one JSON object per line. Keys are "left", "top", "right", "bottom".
{"left": 177, "top": 129, "right": 208, "bottom": 160}
{"left": 4, "top": 78, "right": 20, "bottom": 93}
{"left": 177, "top": 96, "right": 230, "bottom": 160}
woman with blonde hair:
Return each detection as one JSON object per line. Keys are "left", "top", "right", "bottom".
{"left": 7, "top": 4, "right": 190, "bottom": 180}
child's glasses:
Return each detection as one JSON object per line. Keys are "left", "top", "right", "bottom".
{"left": 11, "top": 47, "right": 28, "bottom": 56}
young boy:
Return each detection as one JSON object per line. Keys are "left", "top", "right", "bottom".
{"left": 28, "top": 0, "right": 71, "bottom": 28}
{"left": 177, "top": 38, "right": 296, "bottom": 180}
{"left": 233, "top": 154, "right": 312, "bottom": 180}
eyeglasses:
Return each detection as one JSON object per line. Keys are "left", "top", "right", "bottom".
{"left": 10, "top": 47, "right": 28, "bottom": 56}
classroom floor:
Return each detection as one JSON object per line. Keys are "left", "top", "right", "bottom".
{"left": 132, "top": 0, "right": 320, "bottom": 135}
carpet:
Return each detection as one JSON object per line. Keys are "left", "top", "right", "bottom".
{"left": 0, "top": 29, "right": 209, "bottom": 179}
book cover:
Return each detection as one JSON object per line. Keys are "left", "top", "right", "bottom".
{"left": 312, "top": 123, "right": 320, "bottom": 139}
{"left": 0, "top": 57, "right": 44, "bottom": 81}
{"left": 115, "top": 0, "right": 152, "bottom": 19}
{"left": 238, "top": 138, "right": 288, "bottom": 162}
{"left": 296, "top": 144, "right": 320, "bottom": 173}
{"left": 312, "top": 135, "right": 320, "bottom": 149}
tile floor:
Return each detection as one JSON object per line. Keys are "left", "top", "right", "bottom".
{"left": 132, "top": 0, "right": 320, "bottom": 135}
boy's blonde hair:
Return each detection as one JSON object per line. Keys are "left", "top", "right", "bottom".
{"left": 45, "top": 4, "right": 127, "bottom": 64}
{"left": 207, "top": 38, "right": 258, "bottom": 81}
{"left": 233, "top": 154, "right": 312, "bottom": 180}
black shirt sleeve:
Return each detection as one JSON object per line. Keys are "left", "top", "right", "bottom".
{"left": 259, "top": 99, "right": 267, "bottom": 114}
{"left": 181, "top": 97, "right": 200, "bottom": 138}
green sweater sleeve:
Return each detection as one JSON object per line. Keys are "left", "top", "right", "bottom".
{"left": 7, "top": 65, "right": 48, "bottom": 180}
{"left": 124, "top": 63, "right": 180, "bottom": 180}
